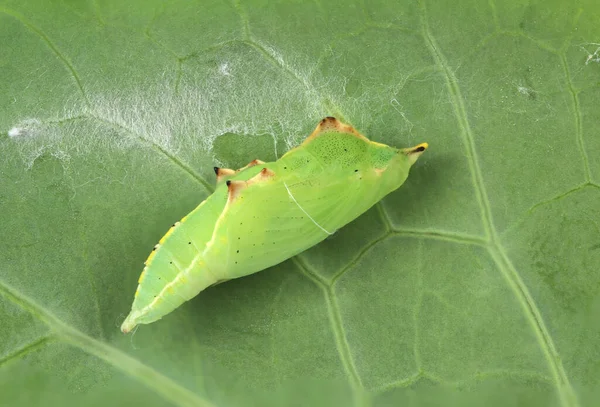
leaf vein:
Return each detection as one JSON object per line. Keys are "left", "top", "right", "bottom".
{"left": 392, "top": 229, "right": 487, "bottom": 246}
{"left": 330, "top": 233, "right": 391, "bottom": 284}
{"left": 86, "top": 114, "right": 215, "bottom": 192}
{"left": 0, "top": 335, "right": 54, "bottom": 367}
{"left": 241, "top": 39, "right": 347, "bottom": 119}
{"left": 232, "top": 0, "right": 251, "bottom": 39}
{"left": 419, "top": 3, "right": 579, "bottom": 406}
{"left": 0, "top": 281, "right": 215, "bottom": 407}
{"left": 325, "top": 288, "right": 363, "bottom": 389}
{"left": 487, "top": 248, "right": 580, "bottom": 407}
{"left": 292, "top": 259, "right": 363, "bottom": 390}
{"left": 0, "top": 7, "right": 91, "bottom": 108}
{"left": 559, "top": 53, "right": 592, "bottom": 182}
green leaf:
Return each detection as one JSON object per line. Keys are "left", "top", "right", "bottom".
{"left": 1, "top": 0, "right": 599, "bottom": 406}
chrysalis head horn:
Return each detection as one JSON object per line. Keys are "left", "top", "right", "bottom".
{"left": 402, "top": 143, "right": 429, "bottom": 165}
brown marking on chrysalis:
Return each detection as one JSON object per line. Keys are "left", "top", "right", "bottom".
{"left": 216, "top": 167, "right": 235, "bottom": 183}
{"left": 226, "top": 180, "right": 247, "bottom": 202}
{"left": 224, "top": 168, "right": 274, "bottom": 205}
{"left": 260, "top": 167, "right": 275, "bottom": 177}
{"left": 302, "top": 117, "right": 369, "bottom": 145}
{"left": 236, "top": 159, "right": 266, "bottom": 173}
{"left": 248, "top": 167, "right": 275, "bottom": 185}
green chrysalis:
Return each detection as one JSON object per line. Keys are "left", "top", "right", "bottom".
{"left": 121, "top": 117, "right": 428, "bottom": 333}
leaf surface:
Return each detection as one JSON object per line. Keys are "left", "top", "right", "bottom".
{"left": 1, "top": 0, "right": 599, "bottom": 406}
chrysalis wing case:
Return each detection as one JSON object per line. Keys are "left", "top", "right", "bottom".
{"left": 121, "top": 117, "right": 428, "bottom": 333}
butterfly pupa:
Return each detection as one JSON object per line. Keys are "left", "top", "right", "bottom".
{"left": 121, "top": 117, "right": 428, "bottom": 333}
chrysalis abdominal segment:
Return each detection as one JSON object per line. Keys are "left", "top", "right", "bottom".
{"left": 283, "top": 181, "right": 334, "bottom": 235}
{"left": 121, "top": 117, "right": 428, "bottom": 333}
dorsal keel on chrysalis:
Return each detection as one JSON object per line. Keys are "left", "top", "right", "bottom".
{"left": 121, "top": 117, "right": 428, "bottom": 333}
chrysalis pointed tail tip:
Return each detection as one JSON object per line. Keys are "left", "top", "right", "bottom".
{"left": 120, "top": 314, "right": 137, "bottom": 334}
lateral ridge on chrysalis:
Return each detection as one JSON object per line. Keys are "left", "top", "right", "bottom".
{"left": 120, "top": 117, "right": 428, "bottom": 333}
